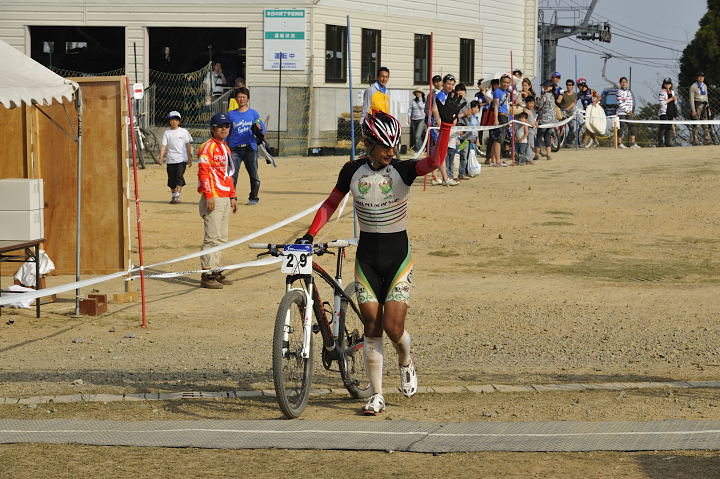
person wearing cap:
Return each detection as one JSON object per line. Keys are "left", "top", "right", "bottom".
{"left": 551, "top": 72, "right": 564, "bottom": 102}
{"left": 432, "top": 75, "right": 443, "bottom": 96}
{"left": 409, "top": 88, "right": 427, "bottom": 151}
{"left": 159, "top": 111, "right": 193, "bottom": 204}
{"left": 576, "top": 78, "right": 592, "bottom": 110}
{"left": 658, "top": 78, "right": 678, "bottom": 147}
{"left": 361, "top": 66, "right": 390, "bottom": 124}
{"left": 689, "top": 72, "right": 711, "bottom": 145}
{"left": 197, "top": 112, "right": 238, "bottom": 289}
{"left": 227, "top": 86, "right": 265, "bottom": 205}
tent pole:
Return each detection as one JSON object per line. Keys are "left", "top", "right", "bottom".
{"left": 73, "top": 88, "right": 83, "bottom": 317}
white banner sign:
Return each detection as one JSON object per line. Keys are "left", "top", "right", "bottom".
{"left": 263, "top": 9, "right": 306, "bottom": 71}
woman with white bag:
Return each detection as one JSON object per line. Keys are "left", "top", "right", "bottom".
{"left": 582, "top": 89, "right": 605, "bottom": 148}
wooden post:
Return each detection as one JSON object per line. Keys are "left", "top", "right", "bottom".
{"left": 613, "top": 117, "right": 619, "bottom": 149}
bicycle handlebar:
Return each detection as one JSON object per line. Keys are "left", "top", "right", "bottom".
{"left": 249, "top": 239, "right": 353, "bottom": 250}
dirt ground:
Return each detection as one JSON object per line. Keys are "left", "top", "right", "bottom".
{"left": 1, "top": 144, "right": 720, "bottom": 476}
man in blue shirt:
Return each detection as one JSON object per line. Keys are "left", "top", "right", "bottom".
{"left": 227, "top": 87, "right": 265, "bottom": 205}
{"left": 489, "top": 75, "right": 511, "bottom": 166}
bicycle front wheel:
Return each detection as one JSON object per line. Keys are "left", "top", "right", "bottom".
{"left": 273, "top": 289, "right": 313, "bottom": 418}
{"left": 338, "top": 282, "right": 371, "bottom": 399}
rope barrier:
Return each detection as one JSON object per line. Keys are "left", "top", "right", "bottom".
{"left": 0, "top": 200, "right": 325, "bottom": 307}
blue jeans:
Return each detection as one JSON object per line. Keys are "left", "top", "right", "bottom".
{"left": 445, "top": 148, "right": 457, "bottom": 178}
{"left": 231, "top": 146, "right": 260, "bottom": 201}
{"left": 457, "top": 141, "right": 473, "bottom": 177}
{"left": 411, "top": 118, "right": 427, "bottom": 151}
{"left": 515, "top": 143, "right": 528, "bottom": 164}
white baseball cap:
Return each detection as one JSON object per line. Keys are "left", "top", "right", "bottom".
{"left": 167, "top": 111, "right": 182, "bottom": 120}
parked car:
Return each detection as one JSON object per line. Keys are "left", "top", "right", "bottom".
{"left": 600, "top": 88, "right": 619, "bottom": 116}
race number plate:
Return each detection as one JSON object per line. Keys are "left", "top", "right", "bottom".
{"left": 281, "top": 244, "right": 312, "bottom": 275}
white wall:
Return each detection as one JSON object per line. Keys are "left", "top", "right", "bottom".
{"left": 0, "top": 0, "right": 536, "bottom": 86}
{"left": 0, "top": 0, "right": 537, "bottom": 149}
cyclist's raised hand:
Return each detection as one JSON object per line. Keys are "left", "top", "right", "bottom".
{"left": 437, "top": 92, "right": 463, "bottom": 123}
{"left": 294, "top": 233, "right": 313, "bottom": 245}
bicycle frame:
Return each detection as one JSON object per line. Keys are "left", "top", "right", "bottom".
{"left": 283, "top": 246, "right": 363, "bottom": 360}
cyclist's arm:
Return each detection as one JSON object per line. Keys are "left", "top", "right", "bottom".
{"left": 414, "top": 122, "right": 452, "bottom": 176}
{"left": 306, "top": 187, "right": 347, "bottom": 237}
{"left": 159, "top": 145, "right": 166, "bottom": 164}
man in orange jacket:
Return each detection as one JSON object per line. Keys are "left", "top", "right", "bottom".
{"left": 197, "top": 113, "right": 238, "bottom": 289}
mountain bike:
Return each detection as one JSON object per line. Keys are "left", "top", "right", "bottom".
{"left": 133, "top": 112, "right": 158, "bottom": 169}
{"left": 249, "top": 239, "right": 371, "bottom": 418}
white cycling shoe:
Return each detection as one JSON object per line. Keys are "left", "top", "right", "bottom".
{"left": 362, "top": 393, "right": 386, "bottom": 416}
{"left": 399, "top": 358, "right": 418, "bottom": 397}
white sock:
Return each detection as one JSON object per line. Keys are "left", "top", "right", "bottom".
{"left": 363, "top": 336, "right": 384, "bottom": 395}
{"left": 392, "top": 330, "right": 412, "bottom": 367}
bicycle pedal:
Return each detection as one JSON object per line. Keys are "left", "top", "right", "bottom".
{"left": 312, "top": 324, "right": 320, "bottom": 334}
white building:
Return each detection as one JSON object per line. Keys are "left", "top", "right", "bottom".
{"left": 1, "top": 0, "right": 537, "bottom": 154}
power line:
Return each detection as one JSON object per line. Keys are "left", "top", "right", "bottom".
{"left": 563, "top": 0, "right": 690, "bottom": 44}
{"left": 565, "top": 38, "right": 678, "bottom": 68}
{"left": 561, "top": 39, "right": 678, "bottom": 69}
{"left": 610, "top": 32, "right": 684, "bottom": 53}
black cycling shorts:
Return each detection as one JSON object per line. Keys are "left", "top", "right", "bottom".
{"left": 354, "top": 231, "right": 413, "bottom": 304}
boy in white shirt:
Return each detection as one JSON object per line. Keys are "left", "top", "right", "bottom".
{"left": 159, "top": 111, "right": 193, "bottom": 204}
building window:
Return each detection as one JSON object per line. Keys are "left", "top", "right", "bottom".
{"left": 30, "top": 26, "right": 125, "bottom": 73}
{"left": 414, "top": 34, "right": 430, "bottom": 85}
{"left": 325, "top": 24, "right": 347, "bottom": 83}
{"left": 460, "top": 38, "right": 475, "bottom": 85}
{"left": 361, "top": 28, "right": 381, "bottom": 84}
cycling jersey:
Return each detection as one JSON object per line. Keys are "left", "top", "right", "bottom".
{"left": 334, "top": 157, "right": 416, "bottom": 234}
{"left": 307, "top": 122, "right": 452, "bottom": 237}
{"left": 197, "top": 138, "right": 236, "bottom": 199}
{"left": 305, "top": 122, "right": 453, "bottom": 304}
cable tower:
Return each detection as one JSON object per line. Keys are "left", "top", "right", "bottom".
{"left": 538, "top": 0, "right": 611, "bottom": 80}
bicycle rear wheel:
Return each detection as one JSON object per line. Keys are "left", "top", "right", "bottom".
{"left": 549, "top": 129, "right": 560, "bottom": 152}
{"left": 338, "top": 282, "right": 371, "bottom": 399}
{"left": 273, "top": 289, "right": 313, "bottom": 418}
{"left": 141, "top": 128, "right": 159, "bottom": 164}
{"left": 134, "top": 133, "right": 146, "bottom": 169}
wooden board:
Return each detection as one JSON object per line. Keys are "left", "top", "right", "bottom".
{"left": 0, "top": 105, "right": 29, "bottom": 178}
{"left": 0, "top": 77, "right": 129, "bottom": 275}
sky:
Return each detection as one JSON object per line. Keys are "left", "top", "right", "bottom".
{"left": 541, "top": 0, "right": 707, "bottom": 105}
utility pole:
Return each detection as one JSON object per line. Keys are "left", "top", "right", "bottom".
{"left": 538, "top": 0, "right": 611, "bottom": 81}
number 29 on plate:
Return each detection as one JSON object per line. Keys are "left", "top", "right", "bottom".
{"left": 281, "top": 244, "right": 313, "bottom": 274}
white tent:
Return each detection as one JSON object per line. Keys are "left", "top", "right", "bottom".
{"left": 0, "top": 39, "right": 84, "bottom": 316}
{"left": 0, "top": 39, "right": 78, "bottom": 108}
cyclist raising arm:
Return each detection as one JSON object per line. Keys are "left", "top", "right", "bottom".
{"left": 297, "top": 94, "right": 462, "bottom": 415}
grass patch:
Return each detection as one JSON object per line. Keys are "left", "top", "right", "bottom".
{"left": 551, "top": 255, "right": 719, "bottom": 283}
{"left": 428, "top": 250, "right": 460, "bottom": 257}
{"left": 541, "top": 221, "right": 575, "bottom": 226}
{"left": 544, "top": 210, "right": 573, "bottom": 216}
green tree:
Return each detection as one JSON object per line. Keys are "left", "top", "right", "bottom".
{"left": 679, "top": 0, "right": 720, "bottom": 87}
{"left": 632, "top": 103, "right": 659, "bottom": 146}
